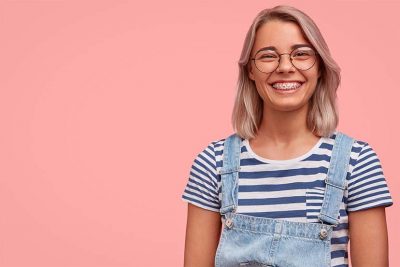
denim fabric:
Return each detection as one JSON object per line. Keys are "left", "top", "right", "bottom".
{"left": 215, "top": 131, "right": 354, "bottom": 267}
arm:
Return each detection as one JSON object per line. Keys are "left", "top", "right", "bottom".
{"left": 348, "top": 206, "right": 389, "bottom": 267}
{"left": 183, "top": 203, "right": 222, "bottom": 267}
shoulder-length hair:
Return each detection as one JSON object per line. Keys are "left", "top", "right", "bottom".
{"left": 232, "top": 5, "right": 341, "bottom": 139}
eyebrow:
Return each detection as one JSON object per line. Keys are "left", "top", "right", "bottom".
{"left": 255, "top": 44, "right": 313, "bottom": 53}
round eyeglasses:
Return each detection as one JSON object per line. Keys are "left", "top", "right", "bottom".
{"left": 251, "top": 47, "right": 318, "bottom": 74}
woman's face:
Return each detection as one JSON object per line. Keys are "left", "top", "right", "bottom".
{"left": 248, "top": 20, "right": 321, "bottom": 112}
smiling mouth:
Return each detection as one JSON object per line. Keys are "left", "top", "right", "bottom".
{"left": 269, "top": 82, "right": 304, "bottom": 94}
{"left": 270, "top": 81, "right": 304, "bottom": 89}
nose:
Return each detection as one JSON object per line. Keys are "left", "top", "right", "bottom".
{"left": 276, "top": 53, "right": 295, "bottom": 73}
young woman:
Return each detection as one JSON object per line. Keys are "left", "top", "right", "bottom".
{"left": 181, "top": 5, "right": 393, "bottom": 267}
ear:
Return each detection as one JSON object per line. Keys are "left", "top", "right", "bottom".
{"left": 247, "top": 61, "right": 255, "bottom": 81}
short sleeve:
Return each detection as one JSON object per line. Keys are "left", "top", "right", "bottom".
{"left": 181, "top": 141, "right": 220, "bottom": 212}
{"left": 347, "top": 142, "right": 393, "bottom": 212}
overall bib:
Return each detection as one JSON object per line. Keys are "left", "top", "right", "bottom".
{"left": 214, "top": 131, "right": 354, "bottom": 267}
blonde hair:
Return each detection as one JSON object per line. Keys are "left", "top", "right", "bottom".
{"left": 232, "top": 5, "right": 341, "bottom": 139}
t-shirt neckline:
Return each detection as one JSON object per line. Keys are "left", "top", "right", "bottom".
{"left": 243, "top": 136, "right": 324, "bottom": 164}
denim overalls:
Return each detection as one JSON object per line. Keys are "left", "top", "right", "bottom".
{"left": 215, "top": 131, "right": 354, "bottom": 267}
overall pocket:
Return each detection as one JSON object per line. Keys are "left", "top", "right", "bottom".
{"left": 214, "top": 225, "right": 274, "bottom": 267}
{"left": 275, "top": 235, "right": 331, "bottom": 267}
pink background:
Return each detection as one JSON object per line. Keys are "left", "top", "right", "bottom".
{"left": 0, "top": 1, "right": 398, "bottom": 266}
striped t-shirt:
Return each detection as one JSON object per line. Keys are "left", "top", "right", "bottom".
{"left": 181, "top": 131, "right": 393, "bottom": 267}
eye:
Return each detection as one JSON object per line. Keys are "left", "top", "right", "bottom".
{"left": 256, "top": 51, "right": 278, "bottom": 61}
{"left": 292, "top": 48, "right": 315, "bottom": 58}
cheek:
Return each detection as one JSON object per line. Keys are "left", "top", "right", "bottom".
{"left": 253, "top": 80, "right": 269, "bottom": 100}
{"left": 306, "top": 78, "right": 319, "bottom": 98}
{"left": 254, "top": 80, "right": 265, "bottom": 95}
{"left": 252, "top": 74, "right": 271, "bottom": 95}
{"left": 306, "top": 67, "right": 320, "bottom": 88}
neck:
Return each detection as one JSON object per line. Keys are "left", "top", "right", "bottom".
{"left": 254, "top": 103, "right": 318, "bottom": 146}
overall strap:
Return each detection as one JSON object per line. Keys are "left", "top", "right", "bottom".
{"left": 218, "top": 133, "right": 242, "bottom": 215}
{"left": 318, "top": 131, "right": 355, "bottom": 226}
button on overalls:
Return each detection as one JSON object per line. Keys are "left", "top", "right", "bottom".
{"left": 215, "top": 131, "right": 354, "bottom": 267}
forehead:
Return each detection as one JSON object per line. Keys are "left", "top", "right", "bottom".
{"left": 253, "top": 20, "right": 310, "bottom": 53}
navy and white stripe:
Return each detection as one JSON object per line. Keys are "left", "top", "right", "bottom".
{"left": 181, "top": 132, "right": 393, "bottom": 267}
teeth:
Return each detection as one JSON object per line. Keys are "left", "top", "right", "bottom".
{"left": 272, "top": 82, "right": 302, "bottom": 90}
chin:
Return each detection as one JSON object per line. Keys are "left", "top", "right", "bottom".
{"left": 268, "top": 98, "right": 310, "bottom": 112}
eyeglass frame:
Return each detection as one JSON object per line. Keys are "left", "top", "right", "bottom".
{"left": 250, "top": 46, "right": 319, "bottom": 74}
